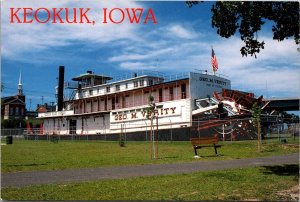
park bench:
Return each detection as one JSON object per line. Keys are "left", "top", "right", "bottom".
{"left": 190, "top": 135, "right": 222, "bottom": 157}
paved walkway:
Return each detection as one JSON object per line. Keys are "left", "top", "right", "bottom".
{"left": 2, "top": 153, "right": 299, "bottom": 188}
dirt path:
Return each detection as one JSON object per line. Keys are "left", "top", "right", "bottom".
{"left": 2, "top": 153, "right": 299, "bottom": 188}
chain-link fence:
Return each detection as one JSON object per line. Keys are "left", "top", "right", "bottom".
{"left": 1, "top": 119, "right": 299, "bottom": 143}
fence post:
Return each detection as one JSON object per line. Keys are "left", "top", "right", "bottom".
{"left": 168, "top": 118, "right": 173, "bottom": 143}
{"left": 222, "top": 124, "right": 225, "bottom": 141}
{"left": 277, "top": 121, "right": 280, "bottom": 142}
{"left": 293, "top": 124, "right": 295, "bottom": 140}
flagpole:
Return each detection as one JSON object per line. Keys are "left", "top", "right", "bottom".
{"left": 211, "top": 45, "right": 215, "bottom": 75}
{"left": 211, "top": 46, "right": 218, "bottom": 76}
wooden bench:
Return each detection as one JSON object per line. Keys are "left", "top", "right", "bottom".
{"left": 190, "top": 135, "right": 222, "bottom": 157}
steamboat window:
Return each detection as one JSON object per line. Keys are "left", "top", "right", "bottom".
{"left": 89, "top": 90, "right": 93, "bottom": 95}
{"left": 106, "top": 86, "right": 110, "bottom": 93}
{"left": 149, "top": 79, "right": 153, "bottom": 86}
{"left": 112, "top": 97, "right": 115, "bottom": 110}
{"left": 159, "top": 88, "right": 163, "bottom": 102}
{"left": 97, "top": 88, "right": 100, "bottom": 94}
{"left": 115, "top": 85, "right": 120, "bottom": 91}
{"left": 125, "top": 83, "right": 128, "bottom": 89}
{"left": 169, "top": 87, "right": 174, "bottom": 101}
{"left": 139, "top": 79, "right": 144, "bottom": 86}
{"left": 122, "top": 96, "right": 126, "bottom": 108}
{"left": 181, "top": 83, "right": 186, "bottom": 99}
{"left": 134, "top": 81, "right": 138, "bottom": 87}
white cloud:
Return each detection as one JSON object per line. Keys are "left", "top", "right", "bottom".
{"left": 110, "top": 31, "right": 299, "bottom": 97}
{"left": 166, "top": 24, "right": 198, "bottom": 39}
{"left": 209, "top": 37, "right": 299, "bottom": 97}
{"left": 2, "top": 1, "right": 299, "bottom": 99}
{"left": 1, "top": 0, "right": 143, "bottom": 61}
{"left": 119, "top": 62, "right": 156, "bottom": 70}
{"left": 109, "top": 47, "right": 175, "bottom": 62}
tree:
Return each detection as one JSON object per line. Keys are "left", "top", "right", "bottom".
{"left": 251, "top": 102, "right": 262, "bottom": 152}
{"left": 186, "top": 1, "right": 299, "bottom": 57}
{"left": 147, "top": 95, "right": 158, "bottom": 159}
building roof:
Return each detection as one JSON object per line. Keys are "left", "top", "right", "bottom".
{"left": 72, "top": 73, "right": 112, "bottom": 82}
{"left": 1, "top": 95, "right": 25, "bottom": 105}
{"left": 1, "top": 96, "right": 14, "bottom": 102}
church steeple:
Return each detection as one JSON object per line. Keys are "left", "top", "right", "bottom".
{"left": 17, "top": 71, "right": 23, "bottom": 95}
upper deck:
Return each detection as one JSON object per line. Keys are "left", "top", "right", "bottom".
{"left": 68, "top": 70, "right": 191, "bottom": 100}
{"left": 39, "top": 70, "right": 230, "bottom": 118}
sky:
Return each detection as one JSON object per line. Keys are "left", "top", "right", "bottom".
{"left": 1, "top": 0, "right": 299, "bottom": 111}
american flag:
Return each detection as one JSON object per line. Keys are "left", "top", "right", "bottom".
{"left": 211, "top": 48, "right": 218, "bottom": 72}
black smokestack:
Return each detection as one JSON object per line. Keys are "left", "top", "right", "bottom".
{"left": 57, "top": 66, "right": 64, "bottom": 111}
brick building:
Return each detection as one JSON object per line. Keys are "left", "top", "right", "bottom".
{"left": 1, "top": 95, "right": 26, "bottom": 120}
{"left": 1, "top": 72, "right": 26, "bottom": 120}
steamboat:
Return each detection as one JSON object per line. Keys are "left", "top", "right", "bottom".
{"left": 38, "top": 66, "right": 238, "bottom": 140}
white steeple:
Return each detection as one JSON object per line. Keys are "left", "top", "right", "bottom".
{"left": 17, "top": 71, "right": 23, "bottom": 95}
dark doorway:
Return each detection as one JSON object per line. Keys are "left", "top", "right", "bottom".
{"left": 159, "top": 88, "right": 163, "bottom": 102}
{"left": 69, "top": 119, "right": 77, "bottom": 134}
{"left": 181, "top": 83, "right": 186, "bottom": 99}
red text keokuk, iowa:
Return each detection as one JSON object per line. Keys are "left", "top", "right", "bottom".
{"left": 10, "top": 7, "right": 157, "bottom": 25}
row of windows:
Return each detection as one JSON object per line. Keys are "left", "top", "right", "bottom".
{"left": 75, "top": 83, "right": 187, "bottom": 110}
{"left": 9, "top": 107, "right": 24, "bottom": 116}
{"left": 84, "top": 79, "right": 154, "bottom": 96}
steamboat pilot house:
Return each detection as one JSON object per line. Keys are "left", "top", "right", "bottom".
{"left": 39, "top": 70, "right": 231, "bottom": 136}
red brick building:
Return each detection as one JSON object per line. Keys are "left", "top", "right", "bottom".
{"left": 1, "top": 95, "right": 26, "bottom": 120}
{"left": 1, "top": 72, "right": 26, "bottom": 120}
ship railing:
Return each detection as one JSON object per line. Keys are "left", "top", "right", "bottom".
{"left": 65, "top": 82, "right": 78, "bottom": 89}
{"left": 107, "top": 71, "right": 190, "bottom": 84}
{"left": 109, "top": 70, "right": 165, "bottom": 83}
{"left": 66, "top": 70, "right": 227, "bottom": 92}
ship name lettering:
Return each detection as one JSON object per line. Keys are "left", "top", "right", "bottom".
{"left": 141, "top": 111, "right": 147, "bottom": 118}
{"left": 115, "top": 114, "right": 127, "bottom": 121}
{"left": 164, "top": 108, "right": 169, "bottom": 115}
{"left": 170, "top": 107, "right": 176, "bottom": 114}
{"left": 131, "top": 112, "right": 137, "bottom": 119}
{"left": 214, "top": 79, "right": 226, "bottom": 86}
{"left": 199, "top": 77, "right": 213, "bottom": 83}
{"left": 114, "top": 107, "right": 177, "bottom": 121}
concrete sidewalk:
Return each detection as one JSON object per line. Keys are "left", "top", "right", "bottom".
{"left": 2, "top": 153, "right": 299, "bottom": 188}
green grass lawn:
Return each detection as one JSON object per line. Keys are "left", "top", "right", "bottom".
{"left": 1, "top": 138, "right": 299, "bottom": 173}
{"left": 2, "top": 164, "right": 299, "bottom": 201}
